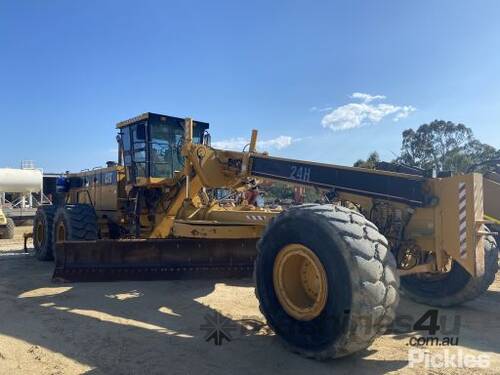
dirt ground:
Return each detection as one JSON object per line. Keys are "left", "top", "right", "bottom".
{"left": 0, "top": 226, "right": 498, "bottom": 375}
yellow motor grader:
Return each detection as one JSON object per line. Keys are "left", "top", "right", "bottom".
{"left": 32, "top": 113, "right": 498, "bottom": 359}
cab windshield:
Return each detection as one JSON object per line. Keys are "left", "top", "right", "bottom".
{"left": 149, "top": 123, "right": 184, "bottom": 178}
{"left": 120, "top": 116, "right": 208, "bottom": 182}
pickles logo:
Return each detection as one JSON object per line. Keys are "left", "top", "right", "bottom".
{"left": 409, "top": 349, "right": 490, "bottom": 369}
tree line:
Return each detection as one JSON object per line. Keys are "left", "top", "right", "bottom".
{"left": 354, "top": 120, "right": 499, "bottom": 174}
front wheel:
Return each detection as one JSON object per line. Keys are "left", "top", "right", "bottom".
{"left": 33, "top": 206, "right": 55, "bottom": 260}
{"left": 52, "top": 204, "right": 98, "bottom": 260}
{"left": 255, "top": 204, "right": 399, "bottom": 359}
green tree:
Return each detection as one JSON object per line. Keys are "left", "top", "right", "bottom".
{"left": 263, "top": 182, "right": 323, "bottom": 203}
{"left": 353, "top": 151, "right": 380, "bottom": 169}
{"left": 398, "top": 120, "right": 498, "bottom": 173}
{"left": 304, "top": 187, "right": 322, "bottom": 203}
{"left": 266, "top": 182, "right": 293, "bottom": 200}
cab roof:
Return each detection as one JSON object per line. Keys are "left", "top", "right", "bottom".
{"left": 116, "top": 112, "right": 209, "bottom": 130}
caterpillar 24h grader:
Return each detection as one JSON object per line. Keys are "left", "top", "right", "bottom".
{"left": 32, "top": 113, "right": 498, "bottom": 359}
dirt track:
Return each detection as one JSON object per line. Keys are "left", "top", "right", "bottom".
{"left": 0, "top": 227, "right": 498, "bottom": 374}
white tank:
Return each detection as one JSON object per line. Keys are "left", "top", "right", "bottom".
{"left": 0, "top": 168, "right": 43, "bottom": 193}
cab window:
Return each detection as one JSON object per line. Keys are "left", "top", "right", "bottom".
{"left": 149, "top": 123, "right": 184, "bottom": 178}
{"left": 132, "top": 122, "right": 147, "bottom": 178}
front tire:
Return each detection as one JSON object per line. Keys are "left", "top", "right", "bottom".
{"left": 255, "top": 204, "right": 399, "bottom": 359}
{"left": 33, "top": 206, "right": 56, "bottom": 260}
{"left": 400, "top": 233, "right": 498, "bottom": 307}
{"left": 53, "top": 204, "right": 98, "bottom": 260}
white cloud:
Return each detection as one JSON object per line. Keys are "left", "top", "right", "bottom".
{"left": 211, "top": 137, "right": 248, "bottom": 150}
{"left": 212, "top": 135, "right": 297, "bottom": 151}
{"left": 310, "top": 106, "right": 333, "bottom": 112}
{"left": 259, "top": 135, "right": 294, "bottom": 150}
{"left": 350, "top": 92, "right": 386, "bottom": 103}
{"left": 320, "top": 93, "right": 416, "bottom": 131}
{"left": 393, "top": 105, "right": 416, "bottom": 121}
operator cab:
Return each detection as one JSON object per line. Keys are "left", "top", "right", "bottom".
{"left": 117, "top": 112, "right": 209, "bottom": 185}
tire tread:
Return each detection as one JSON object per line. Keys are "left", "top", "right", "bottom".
{"left": 255, "top": 203, "right": 400, "bottom": 359}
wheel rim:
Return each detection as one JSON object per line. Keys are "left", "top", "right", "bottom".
{"left": 35, "top": 222, "right": 45, "bottom": 247}
{"left": 273, "top": 244, "right": 328, "bottom": 321}
{"left": 56, "top": 222, "right": 66, "bottom": 243}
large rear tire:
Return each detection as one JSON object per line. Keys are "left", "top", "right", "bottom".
{"left": 255, "top": 204, "right": 399, "bottom": 359}
{"left": 53, "top": 204, "right": 98, "bottom": 260}
{"left": 400, "top": 232, "right": 498, "bottom": 307}
{"left": 33, "top": 206, "right": 56, "bottom": 260}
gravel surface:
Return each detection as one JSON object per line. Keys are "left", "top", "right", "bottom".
{"left": 0, "top": 227, "right": 498, "bottom": 374}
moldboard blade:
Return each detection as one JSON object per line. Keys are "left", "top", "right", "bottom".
{"left": 53, "top": 238, "right": 258, "bottom": 282}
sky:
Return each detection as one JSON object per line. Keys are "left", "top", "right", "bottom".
{"left": 1, "top": 0, "right": 499, "bottom": 173}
